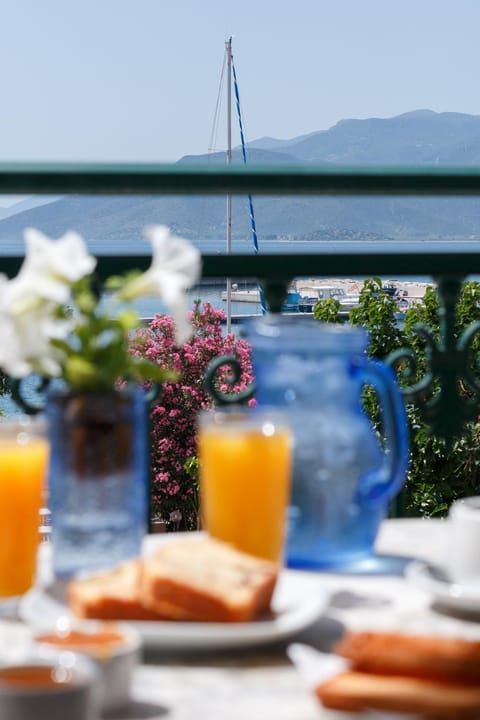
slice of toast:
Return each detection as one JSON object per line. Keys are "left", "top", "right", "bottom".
{"left": 316, "top": 670, "right": 480, "bottom": 717}
{"left": 140, "top": 537, "right": 279, "bottom": 623}
{"left": 67, "top": 558, "right": 170, "bottom": 621}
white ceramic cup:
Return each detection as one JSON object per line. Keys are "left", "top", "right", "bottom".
{"left": 447, "top": 497, "right": 480, "bottom": 584}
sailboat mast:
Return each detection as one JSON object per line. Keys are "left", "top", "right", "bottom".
{"left": 225, "top": 37, "right": 233, "bottom": 334}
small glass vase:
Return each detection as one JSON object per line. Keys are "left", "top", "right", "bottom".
{"left": 46, "top": 386, "right": 148, "bottom": 578}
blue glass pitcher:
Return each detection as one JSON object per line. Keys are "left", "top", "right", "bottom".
{"left": 244, "top": 316, "right": 409, "bottom": 570}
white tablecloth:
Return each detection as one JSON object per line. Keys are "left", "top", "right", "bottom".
{"left": 115, "top": 519, "right": 480, "bottom": 719}
{"left": 9, "top": 518, "right": 480, "bottom": 720}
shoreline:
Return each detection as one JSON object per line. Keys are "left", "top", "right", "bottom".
{"left": 319, "top": 278, "right": 433, "bottom": 300}
{"left": 225, "top": 278, "right": 434, "bottom": 304}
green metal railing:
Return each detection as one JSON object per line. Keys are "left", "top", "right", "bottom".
{"left": 2, "top": 162, "right": 480, "bottom": 195}
{"left": 2, "top": 162, "right": 480, "bottom": 445}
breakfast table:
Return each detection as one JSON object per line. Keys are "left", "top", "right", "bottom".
{"left": 5, "top": 517, "right": 480, "bottom": 720}
{"left": 77, "top": 517, "right": 476, "bottom": 720}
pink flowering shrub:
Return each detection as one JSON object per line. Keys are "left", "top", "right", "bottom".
{"left": 130, "top": 300, "right": 254, "bottom": 529}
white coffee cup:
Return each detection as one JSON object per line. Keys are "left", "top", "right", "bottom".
{"left": 447, "top": 497, "right": 480, "bottom": 584}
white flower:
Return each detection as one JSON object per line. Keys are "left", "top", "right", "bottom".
{"left": 120, "top": 225, "right": 201, "bottom": 344}
{"left": 10, "top": 309, "right": 65, "bottom": 377}
{"left": 0, "top": 276, "right": 66, "bottom": 377}
{"left": 0, "top": 224, "right": 202, "bottom": 386}
{"left": 0, "top": 228, "right": 94, "bottom": 378}
{"left": 19, "top": 228, "right": 97, "bottom": 305}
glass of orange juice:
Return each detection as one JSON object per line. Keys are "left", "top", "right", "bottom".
{"left": 198, "top": 407, "right": 292, "bottom": 563}
{"left": 0, "top": 416, "right": 49, "bottom": 608}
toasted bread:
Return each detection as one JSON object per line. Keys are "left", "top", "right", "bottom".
{"left": 140, "top": 537, "right": 279, "bottom": 623}
{"left": 67, "top": 558, "right": 169, "bottom": 621}
{"left": 67, "top": 537, "right": 279, "bottom": 624}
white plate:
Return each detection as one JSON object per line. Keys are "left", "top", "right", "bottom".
{"left": 405, "top": 559, "right": 480, "bottom": 614}
{"left": 20, "top": 569, "right": 329, "bottom": 651}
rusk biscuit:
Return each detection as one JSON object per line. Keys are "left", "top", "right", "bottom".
{"left": 316, "top": 670, "right": 480, "bottom": 717}
{"left": 334, "top": 631, "right": 480, "bottom": 683}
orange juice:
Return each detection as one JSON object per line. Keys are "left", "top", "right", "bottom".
{"left": 0, "top": 430, "right": 49, "bottom": 597}
{"left": 198, "top": 411, "right": 292, "bottom": 562}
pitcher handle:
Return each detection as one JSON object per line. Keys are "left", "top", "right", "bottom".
{"left": 358, "top": 358, "right": 410, "bottom": 504}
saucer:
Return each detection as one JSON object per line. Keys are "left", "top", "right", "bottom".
{"left": 405, "top": 560, "right": 480, "bottom": 613}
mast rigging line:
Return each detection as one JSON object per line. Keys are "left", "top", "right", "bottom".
{"left": 209, "top": 52, "right": 227, "bottom": 154}
{"left": 229, "top": 41, "right": 267, "bottom": 315}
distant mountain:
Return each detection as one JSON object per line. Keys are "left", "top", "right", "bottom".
{"left": 178, "top": 146, "right": 300, "bottom": 165}
{"left": 244, "top": 131, "right": 319, "bottom": 151}
{"left": 248, "top": 110, "right": 480, "bottom": 165}
{"left": 0, "top": 195, "right": 60, "bottom": 221}
{"left": 2, "top": 110, "right": 480, "bottom": 252}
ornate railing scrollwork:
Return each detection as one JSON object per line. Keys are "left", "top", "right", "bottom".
{"left": 4, "top": 165, "right": 480, "bottom": 449}
{"left": 10, "top": 377, "right": 164, "bottom": 417}
{"left": 387, "top": 275, "right": 480, "bottom": 447}
{"left": 204, "top": 355, "right": 255, "bottom": 406}
{"left": 10, "top": 377, "right": 50, "bottom": 416}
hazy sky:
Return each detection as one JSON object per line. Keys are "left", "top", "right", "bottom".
{"left": 0, "top": 0, "right": 479, "bottom": 168}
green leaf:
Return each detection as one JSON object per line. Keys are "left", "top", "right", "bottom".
{"left": 117, "top": 309, "right": 141, "bottom": 331}
{"left": 63, "top": 356, "right": 100, "bottom": 391}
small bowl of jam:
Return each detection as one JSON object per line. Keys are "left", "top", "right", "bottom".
{"left": 35, "top": 621, "right": 141, "bottom": 713}
{"left": 0, "top": 649, "right": 99, "bottom": 720}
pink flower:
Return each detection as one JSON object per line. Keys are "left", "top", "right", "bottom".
{"left": 130, "top": 300, "right": 253, "bottom": 529}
